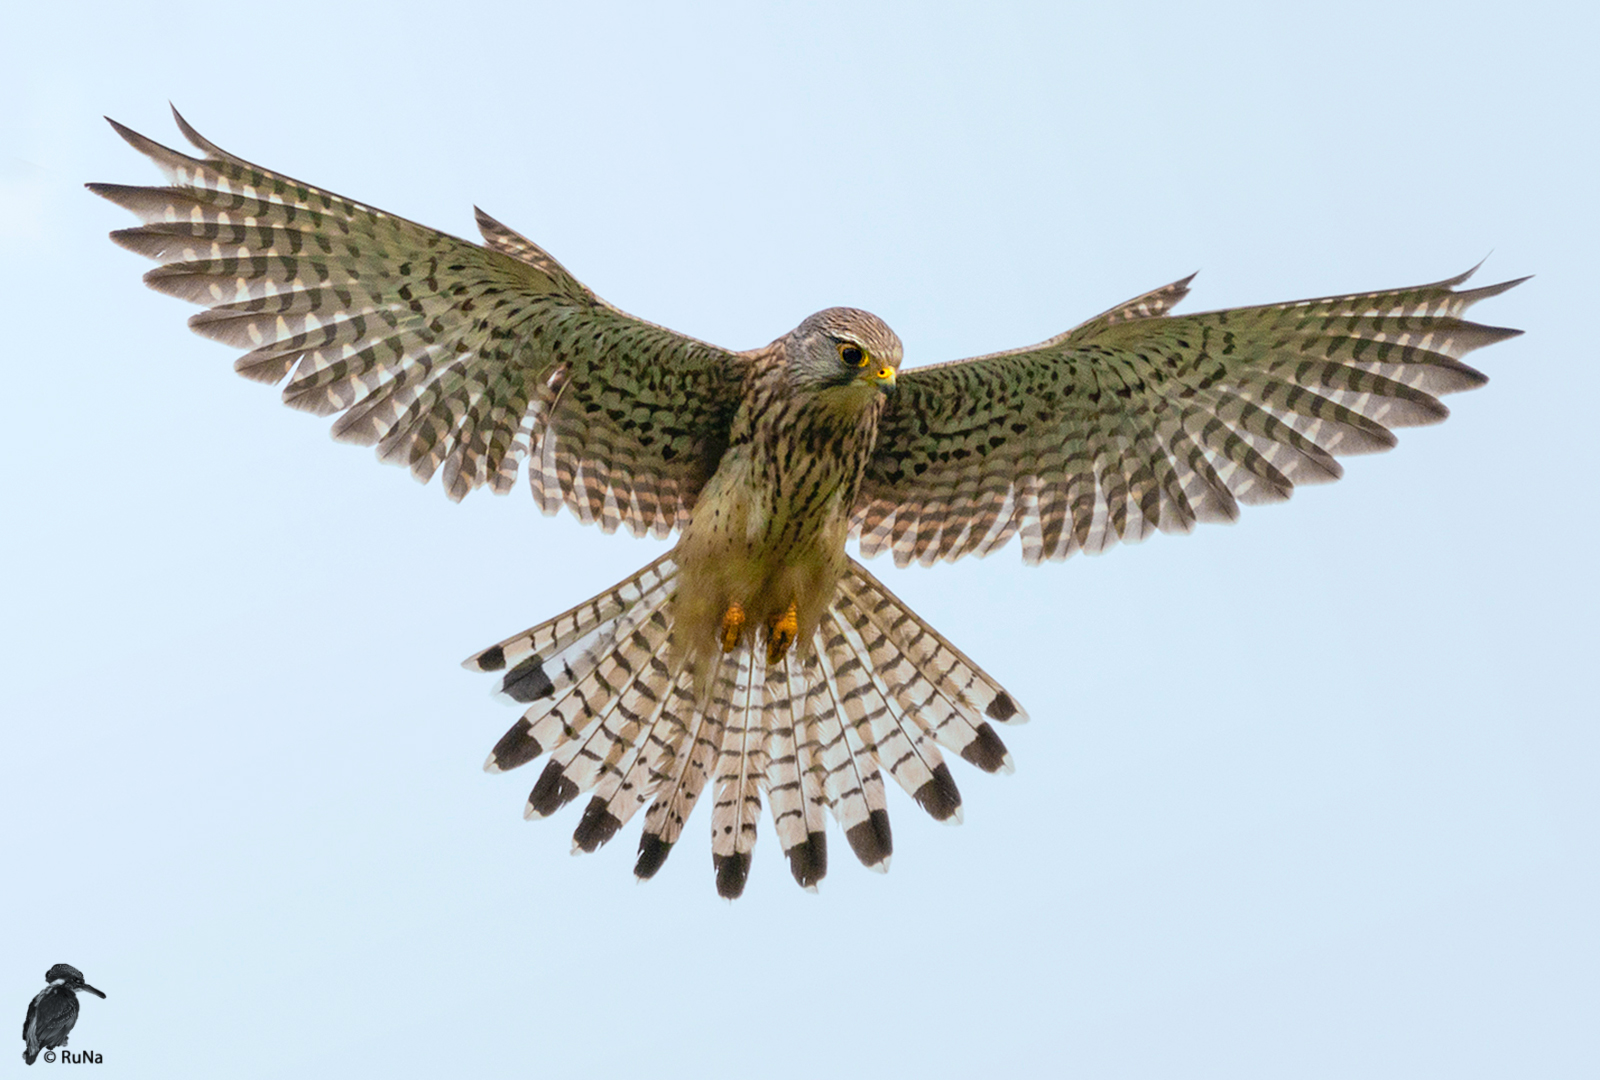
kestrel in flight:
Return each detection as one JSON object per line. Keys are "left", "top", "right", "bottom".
{"left": 93, "top": 109, "right": 1524, "bottom": 897}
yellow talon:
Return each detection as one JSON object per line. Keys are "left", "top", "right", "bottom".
{"left": 720, "top": 602, "right": 746, "bottom": 653}
{"left": 766, "top": 602, "right": 799, "bottom": 665}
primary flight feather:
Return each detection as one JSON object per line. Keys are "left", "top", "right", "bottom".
{"left": 92, "top": 107, "right": 1524, "bottom": 897}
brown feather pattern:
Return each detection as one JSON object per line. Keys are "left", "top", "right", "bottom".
{"left": 95, "top": 112, "right": 1524, "bottom": 895}
{"left": 856, "top": 267, "right": 1524, "bottom": 565}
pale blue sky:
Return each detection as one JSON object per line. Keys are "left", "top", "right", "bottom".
{"left": 3, "top": 2, "right": 1594, "bottom": 1076}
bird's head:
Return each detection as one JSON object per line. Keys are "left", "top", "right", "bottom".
{"left": 45, "top": 964, "right": 106, "bottom": 999}
{"left": 785, "top": 308, "right": 902, "bottom": 406}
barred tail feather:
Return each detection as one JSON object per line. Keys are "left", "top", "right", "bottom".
{"left": 710, "top": 651, "right": 766, "bottom": 898}
{"left": 468, "top": 552, "right": 1025, "bottom": 895}
{"left": 574, "top": 668, "right": 700, "bottom": 853}
{"left": 467, "top": 552, "right": 678, "bottom": 774}
{"left": 825, "top": 610, "right": 962, "bottom": 824}
{"left": 810, "top": 631, "right": 894, "bottom": 872}
{"left": 764, "top": 657, "right": 829, "bottom": 889}
{"left": 836, "top": 559, "right": 1024, "bottom": 768}
{"left": 634, "top": 654, "right": 734, "bottom": 880}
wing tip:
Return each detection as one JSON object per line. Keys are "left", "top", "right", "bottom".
{"left": 102, "top": 115, "right": 146, "bottom": 149}
{"left": 168, "top": 103, "right": 221, "bottom": 158}
{"left": 1458, "top": 276, "right": 1532, "bottom": 308}
{"left": 1440, "top": 257, "right": 1530, "bottom": 303}
{"left": 102, "top": 115, "right": 197, "bottom": 175}
{"left": 83, "top": 180, "right": 124, "bottom": 203}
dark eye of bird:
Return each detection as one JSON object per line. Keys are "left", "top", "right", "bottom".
{"left": 839, "top": 344, "right": 866, "bottom": 367}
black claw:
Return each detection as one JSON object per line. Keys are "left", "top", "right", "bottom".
{"left": 572, "top": 796, "right": 621, "bottom": 853}
{"left": 488, "top": 719, "right": 542, "bottom": 772}
{"left": 960, "top": 722, "right": 1010, "bottom": 773}
{"left": 912, "top": 762, "right": 962, "bottom": 821}
{"left": 526, "top": 760, "right": 579, "bottom": 817}
{"left": 786, "top": 831, "right": 828, "bottom": 888}
{"left": 845, "top": 809, "right": 893, "bottom": 868}
{"left": 501, "top": 655, "right": 555, "bottom": 702}
{"left": 634, "top": 833, "right": 673, "bottom": 879}
{"left": 714, "top": 851, "right": 751, "bottom": 899}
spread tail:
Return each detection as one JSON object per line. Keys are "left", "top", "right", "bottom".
{"left": 464, "top": 554, "right": 1025, "bottom": 897}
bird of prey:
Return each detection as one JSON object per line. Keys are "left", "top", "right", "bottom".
{"left": 22, "top": 964, "right": 105, "bottom": 1065}
{"left": 92, "top": 109, "right": 1524, "bottom": 898}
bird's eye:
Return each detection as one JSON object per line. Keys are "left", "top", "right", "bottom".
{"left": 838, "top": 343, "right": 867, "bottom": 367}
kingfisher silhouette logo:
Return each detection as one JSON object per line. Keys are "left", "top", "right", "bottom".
{"left": 21, "top": 964, "right": 105, "bottom": 1065}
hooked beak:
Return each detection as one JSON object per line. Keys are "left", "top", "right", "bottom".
{"left": 859, "top": 364, "right": 896, "bottom": 394}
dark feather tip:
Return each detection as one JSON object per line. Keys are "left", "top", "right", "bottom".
{"left": 913, "top": 762, "right": 963, "bottom": 822}
{"left": 786, "top": 831, "right": 828, "bottom": 889}
{"left": 473, "top": 645, "right": 507, "bottom": 672}
{"left": 714, "top": 851, "right": 751, "bottom": 899}
{"left": 846, "top": 810, "right": 893, "bottom": 870}
{"left": 486, "top": 719, "right": 542, "bottom": 773}
{"left": 960, "top": 723, "right": 1011, "bottom": 774}
{"left": 572, "top": 797, "right": 621, "bottom": 853}
{"left": 526, "top": 760, "right": 579, "bottom": 818}
{"left": 634, "top": 833, "right": 673, "bottom": 880}
{"left": 500, "top": 655, "right": 555, "bottom": 702}
{"left": 986, "top": 692, "right": 1018, "bottom": 721}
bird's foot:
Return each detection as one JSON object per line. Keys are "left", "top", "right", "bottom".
{"left": 720, "top": 602, "right": 746, "bottom": 653}
{"left": 766, "top": 602, "right": 799, "bottom": 665}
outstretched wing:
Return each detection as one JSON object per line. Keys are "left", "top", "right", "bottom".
{"left": 91, "top": 109, "right": 749, "bottom": 537}
{"left": 854, "top": 267, "right": 1525, "bottom": 565}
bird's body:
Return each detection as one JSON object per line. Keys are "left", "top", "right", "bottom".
{"left": 22, "top": 965, "right": 104, "bottom": 1065}
{"left": 673, "top": 311, "right": 900, "bottom": 685}
{"left": 93, "top": 109, "right": 1525, "bottom": 898}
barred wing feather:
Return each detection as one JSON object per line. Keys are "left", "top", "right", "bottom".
{"left": 855, "top": 266, "right": 1525, "bottom": 566}
{"left": 90, "top": 110, "right": 747, "bottom": 535}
